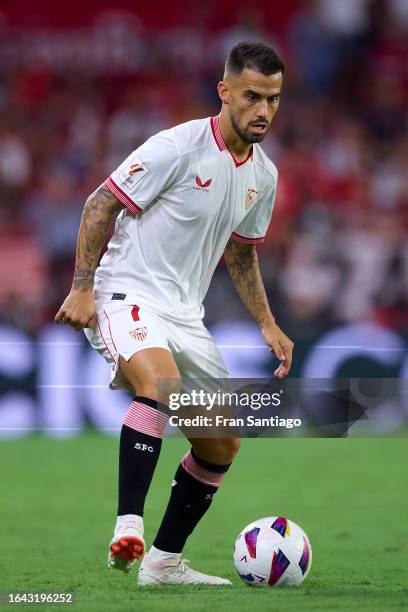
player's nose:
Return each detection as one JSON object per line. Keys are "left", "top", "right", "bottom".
{"left": 256, "top": 100, "right": 268, "bottom": 118}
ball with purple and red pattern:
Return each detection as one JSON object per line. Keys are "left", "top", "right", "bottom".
{"left": 233, "top": 516, "right": 312, "bottom": 587}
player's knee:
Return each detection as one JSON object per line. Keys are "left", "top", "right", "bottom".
{"left": 135, "top": 374, "right": 181, "bottom": 402}
{"left": 213, "top": 437, "right": 241, "bottom": 464}
{"left": 119, "top": 353, "right": 181, "bottom": 401}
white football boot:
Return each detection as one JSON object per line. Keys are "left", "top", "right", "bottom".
{"left": 137, "top": 554, "right": 232, "bottom": 586}
{"left": 108, "top": 514, "right": 145, "bottom": 574}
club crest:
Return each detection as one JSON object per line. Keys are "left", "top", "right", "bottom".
{"left": 245, "top": 188, "right": 259, "bottom": 209}
{"left": 129, "top": 327, "right": 148, "bottom": 341}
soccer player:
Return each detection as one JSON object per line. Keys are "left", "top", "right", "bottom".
{"left": 55, "top": 41, "right": 293, "bottom": 586}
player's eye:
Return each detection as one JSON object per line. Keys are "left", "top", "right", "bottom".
{"left": 268, "top": 96, "right": 280, "bottom": 104}
{"left": 245, "top": 92, "right": 258, "bottom": 102}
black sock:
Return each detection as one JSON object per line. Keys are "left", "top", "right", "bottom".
{"left": 117, "top": 396, "right": 169, "bottom": 517}
{"left": 153, "top": 449, "right": 231, "bottom": 553}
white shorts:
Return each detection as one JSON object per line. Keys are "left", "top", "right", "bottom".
{"left": 84, "top": 299, "right": 229, "bottom": 393}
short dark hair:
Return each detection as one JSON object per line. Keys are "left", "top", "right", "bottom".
{"left": 225, "top": 41, "right": 285, "bottom": 77}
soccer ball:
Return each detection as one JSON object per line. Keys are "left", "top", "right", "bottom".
{"left": 233, "top": 516, "right": 312, "bottom": 587}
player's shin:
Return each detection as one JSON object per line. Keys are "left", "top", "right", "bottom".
{"left": 118, "top": 396, "right": 170, "bottom": 516}
{"left": 109, "top": 396, "right": 170, "bottom": 572}
{"left": 151, "top": 448, "right": 231, "bottom": 555}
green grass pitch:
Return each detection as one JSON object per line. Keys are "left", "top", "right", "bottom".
{"left": 1, "top": 434, "right": 407, "bottom": 611}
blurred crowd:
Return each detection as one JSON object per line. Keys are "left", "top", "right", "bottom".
{"left": 0, "top": 0, "right": 407, "bottom": 338}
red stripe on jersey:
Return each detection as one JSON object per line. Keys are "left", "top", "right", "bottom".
{"left": 231, "top": 231, "right": 265, "bottom": 244}
{"left": 210, "top": 115, "right": 227, "bottom": 151}
{"left": 210, "top": 116, "right": 253, "bottom": 168}
{"left": 104, "top": 177, "right": 143, "bottom": 214}
{"left": 233, "top": 148, "right": 253, "bottom": 167}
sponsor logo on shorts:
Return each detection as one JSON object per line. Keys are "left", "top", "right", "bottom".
{"left": 245, "top": 188, "right": 259, "bottom": 209}
{"left": 129, "top": 326, "right": 148, "bottom": 341}
{"left": 134, "top": 443, "right": 154, "bottom": 452}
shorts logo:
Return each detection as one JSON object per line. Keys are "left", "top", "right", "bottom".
{"left": 193, "top": 176, "right": 212, "bottom": 192}
{"left": 129, "top": 326, "right": 148, "bottom": 341}
{"left": 245, "top": 188, "right": 259, "bottom": 209}
{"left": 120, "top": 157, "right": 149, "bottom": 191}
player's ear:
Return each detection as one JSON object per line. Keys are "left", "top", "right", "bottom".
{"left": 217, "top": 81, "right": 229, "bottom": 104}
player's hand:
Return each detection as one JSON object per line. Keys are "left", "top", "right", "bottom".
{"left": 54, "top": 290, "right": 98, "bottom": 331}
{"left": 261, "top": 319, "right": 294, "bottom": 379}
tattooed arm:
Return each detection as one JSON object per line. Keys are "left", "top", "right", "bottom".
{"left": 72, "top": 185, "right": 122, "bottom": 291}
{"left": 54, "top": 185, "right": 123, "bottom": 330}
{"left": 224, "top": 239, "right": 294, "bottom": 378}
{"left": 224, "top": 239, "right": 272, "bottom": 326}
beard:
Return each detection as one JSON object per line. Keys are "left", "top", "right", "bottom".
{"left": 230, "top": 111, "right": 268, "bottom": 144}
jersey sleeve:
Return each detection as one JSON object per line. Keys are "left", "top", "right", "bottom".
{"left": 104, "top": 132, "right": 180, "bottom": 214}
{"left": 231, "top": 171, "right": 278, "bottom": 244}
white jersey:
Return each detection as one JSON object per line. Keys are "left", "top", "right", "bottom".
{"left": 94, "top": 115, "right": 278, "bottom": 322}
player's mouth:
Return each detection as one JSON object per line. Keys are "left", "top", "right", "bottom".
{"left": 250, "top": 122, "right": 268, "bottom": 135}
